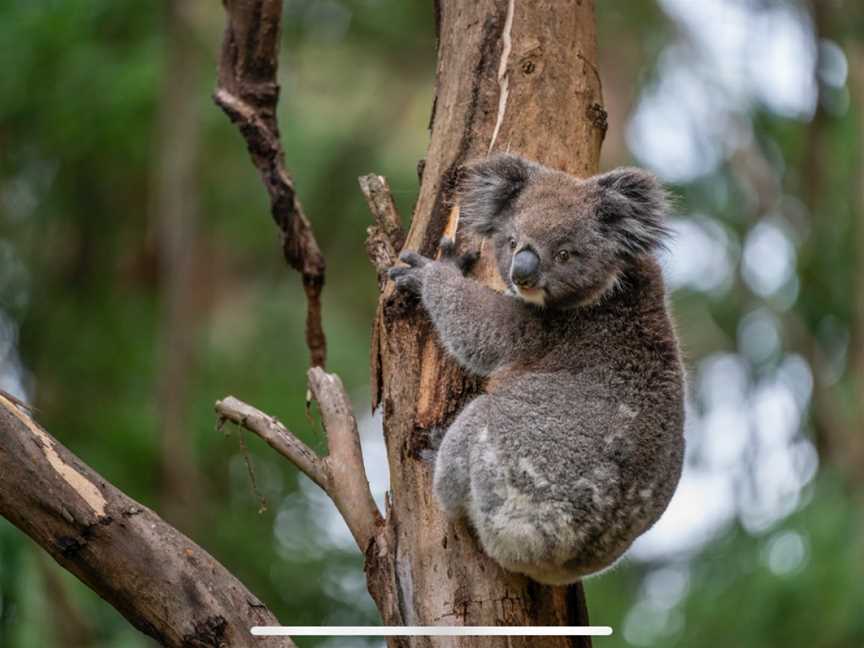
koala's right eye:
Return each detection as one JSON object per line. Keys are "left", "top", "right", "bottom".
{"left": 508, "top": 237, "right": 517, "bottom": 250}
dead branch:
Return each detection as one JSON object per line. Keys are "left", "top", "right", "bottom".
{"left": 214, "top": 0, "right": 326, "bottom": 368}
{"left": 0, "top": 394, "right": 289, "bottom": 648}
{"left": 216, "top": 395, "right": 329, "bottom": 491}
{"left": 359, "top": 173, "right": 406, "bottom": 413}
{"left": 359, "top": 173, "right": 405, "bottom": 282}
{"left": 216, "top": 367, "right": 381, "bottom": 552}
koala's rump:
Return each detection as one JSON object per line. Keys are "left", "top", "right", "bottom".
{"left": 466, "top": 374, "right": 678, "bottom": 579}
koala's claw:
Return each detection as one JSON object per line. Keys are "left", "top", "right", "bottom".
{"left": 439, "top": 236, "right": 479, "bottom": 275}
{"left": 419, "top": 447, "right": 438, "bottom": 464}
{"left": 389, "top": 271, "right": 423, "bottom": 295}
{"left": 399, "top": 250, "right": 430, "bottom": 268}
{"left": 388, "top": 261, "right": 425, "bottom": 295}
{"left": 388, "top": 266, "right": 409, "bottom": 280}
{"left": 391, "top": 250, "right": 432, "bottom": 296}
{"left": 438, "top": 236, "right": 458, "bottom": 258}
{"left": 456, "top": 250, "right": 480, "bottom": 275}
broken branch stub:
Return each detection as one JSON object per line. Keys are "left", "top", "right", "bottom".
{"left": 360, "top": 173, "right": 406, "bottom": 281}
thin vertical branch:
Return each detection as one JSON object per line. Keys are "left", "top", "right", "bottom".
{"left": 214, "top": 0, "right": 327, "bottom": 368}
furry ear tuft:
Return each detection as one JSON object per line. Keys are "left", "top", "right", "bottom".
{"left": 458, "top": 154, "right": 535, "bottom": 235}
{"left": 597, "top": 167, "right": 672, "bottom": 257}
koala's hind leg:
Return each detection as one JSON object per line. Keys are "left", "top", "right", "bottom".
{"left": 432, "top": 398, "right": 486, "bottom": 519}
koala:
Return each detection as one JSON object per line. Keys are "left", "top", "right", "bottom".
{"left": 388, "top": 154, "right": 685, "bottom": 585}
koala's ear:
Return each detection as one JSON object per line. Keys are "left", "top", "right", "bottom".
{"left": 597, "top": 167, "right": 672, "bottom": 256}
{"left": 458, "top": 154, "right": 535, "bottom": 235}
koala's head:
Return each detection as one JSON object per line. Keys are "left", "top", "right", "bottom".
{"left": 458, "top": 154, "right": 671, "bottom": 309}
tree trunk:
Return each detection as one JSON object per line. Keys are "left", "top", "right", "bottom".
{"left": 365, "top": 1, "right": 605, "bottom": 645}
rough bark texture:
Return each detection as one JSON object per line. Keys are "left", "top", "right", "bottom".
{"left": 365, "top": 1, "right": 606, "bottom": 646}
{"left": 215, "top": 0, "right": 327, "bottom": 368}
{"left": 0, "top": 394, "right": 289, "bottom": 648}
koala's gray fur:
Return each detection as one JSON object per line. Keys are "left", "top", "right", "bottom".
{"left": 388, "top": 154, "right": 685, "bottom": 585}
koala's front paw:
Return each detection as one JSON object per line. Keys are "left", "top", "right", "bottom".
{"left": 438, "top": 236, "right": 479, "bottom": 276}
{"left": 388, "top": 250, "right": 432, "bottom": 296}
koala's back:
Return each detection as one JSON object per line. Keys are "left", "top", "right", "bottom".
{"left": 470, "top": 261, "right": 685, "bottom": 582}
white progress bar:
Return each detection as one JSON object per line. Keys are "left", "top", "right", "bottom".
{"left": 251, "top": 626, "right": 613, "bottom": 637}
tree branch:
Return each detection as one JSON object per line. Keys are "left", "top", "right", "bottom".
{"left": 216, "top": 367, "right": 382, "bottom": 552}
{"left": 215, "top": 395, "right": 329, "bottom": 491}
{"left": 308, "top": 367, "right": 383, "bottom": 551}
{"left": 214, "top": 0, "right": 326, "bottom": 369}
{"left": 359, "top": 173, "right": 407, "bottom": 414}
{"left": 359, "top": 173, "right": 405, "bottom": 282}
{"left": 0, "top": 393, "right": 290, "bottom": 648}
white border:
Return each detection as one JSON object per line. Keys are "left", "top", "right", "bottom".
{"left": 251, "top": 626, "right": 613, "bottom": 637}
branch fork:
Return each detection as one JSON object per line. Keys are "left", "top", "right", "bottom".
{"left": 216, "top": 173, "right": 407, "bottom": 555}
{"left": 216, "top": 367, "right": 382, "bottom": 552}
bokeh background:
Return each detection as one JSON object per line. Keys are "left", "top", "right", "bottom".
{"left": 1, "top": 1, "right": 862, "bottom": 646}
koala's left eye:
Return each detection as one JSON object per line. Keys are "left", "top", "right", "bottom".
{"left": 554, "top": 250, "right": 571, "bottom": 264}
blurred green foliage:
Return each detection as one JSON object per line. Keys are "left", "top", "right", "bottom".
{"left": 1, "top": 1, "right": 862, "bottom": 647}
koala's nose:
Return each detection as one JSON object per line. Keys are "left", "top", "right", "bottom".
{"left": 511, "top": 248, "right": 540, "bottom": 287}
